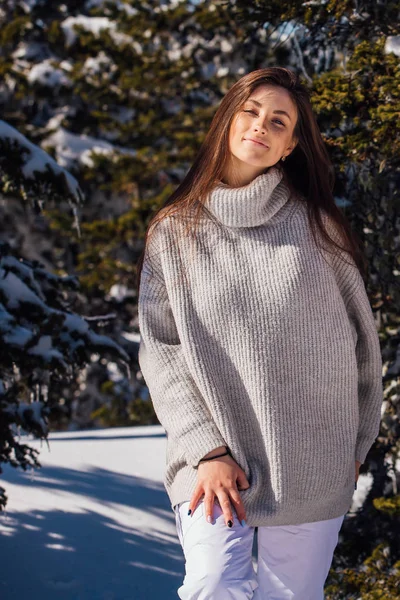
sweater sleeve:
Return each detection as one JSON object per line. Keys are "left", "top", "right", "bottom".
{"left": 319, "top": 209, "right": 383, "bottom": 464}
{"left": 346, "top": 277, "right": 383, "bottom": 464}
{"left": 137, "top": 220, "right": 227, "bottom": 468}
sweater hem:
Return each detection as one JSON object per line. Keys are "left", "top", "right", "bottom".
{"left": 166, "top": 475, "right": 355, "bottom": 528}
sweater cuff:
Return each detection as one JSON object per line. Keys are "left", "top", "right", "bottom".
{"left": 180, "top": 425, "right": 228, "bottom": 469}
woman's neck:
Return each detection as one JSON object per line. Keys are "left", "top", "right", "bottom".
{"left": 221, "top": 157, "right": 270, "bottom": 187}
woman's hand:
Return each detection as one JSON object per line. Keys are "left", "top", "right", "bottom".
{"left": 188, "top": 449, "right": 250, "bottom": 528}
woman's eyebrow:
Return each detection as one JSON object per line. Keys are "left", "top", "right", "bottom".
{"left": 246, "top": 98, "right": 292, "bottom": 121}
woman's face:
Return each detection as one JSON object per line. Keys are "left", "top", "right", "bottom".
{"left": 224, "top": 84, "right": 298, "bottom": 186}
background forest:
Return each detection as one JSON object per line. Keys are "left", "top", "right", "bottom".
{"left": 0, "top": 0, "right": 399, "bottom": 597}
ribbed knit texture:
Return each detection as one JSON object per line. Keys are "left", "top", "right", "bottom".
{"left": 138, "top": 167, "right": 383, "bottom": 527}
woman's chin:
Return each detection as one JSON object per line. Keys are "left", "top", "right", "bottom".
{"left": 239, "top": 157, "right": 275, "bottom": 170}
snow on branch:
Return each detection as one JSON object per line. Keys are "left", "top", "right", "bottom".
{"left": 0, "top": 245, "right": 129, "bottom": 372}
{"left": 0, "top": 120, "right": 83, "bottom": 209}
{"left": 0, "top": 241, "right": 129, "bottom": 508}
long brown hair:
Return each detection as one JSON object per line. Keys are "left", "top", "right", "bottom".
{"left": 136, "top": 67, "right": 366, "bottom": 295}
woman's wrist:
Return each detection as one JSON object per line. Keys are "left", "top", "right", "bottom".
{"left": 201, "top": 446, "right": 228, "bottom": 460}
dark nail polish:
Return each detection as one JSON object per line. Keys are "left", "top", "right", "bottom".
{"left": 227, "top": 520, "right": 233, "bottom": 528}
{"left": 188, "top": 509, "right": 192, "bottom": 516}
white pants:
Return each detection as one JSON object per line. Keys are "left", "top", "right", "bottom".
{"left": 173, "top": 500, "right": 344, "bottom": 600}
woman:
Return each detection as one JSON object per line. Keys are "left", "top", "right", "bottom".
{"left": 136, "top": 67, "right": 383, "bottom": 599}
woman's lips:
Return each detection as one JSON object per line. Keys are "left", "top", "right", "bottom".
{"left": 243, "top": 138, "right": 269, "bottom": 148}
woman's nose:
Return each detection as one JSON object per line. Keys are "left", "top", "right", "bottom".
{"left": 253, "top": 120, "right": 267, "bottom": 134}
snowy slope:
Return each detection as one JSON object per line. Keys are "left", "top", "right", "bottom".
{"left": 0, "top": 425, "right": 184, "bottom": 600}
{"left": 0, "top": 424, "right": 373, "bottom": 599}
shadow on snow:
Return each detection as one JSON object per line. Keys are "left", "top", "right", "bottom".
{"left": 0, "top": 464, "right": 184, "bottom": 600}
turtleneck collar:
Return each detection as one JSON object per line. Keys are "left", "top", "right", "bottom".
{"left": 205, "top": 166, "right": 292, "bottom": 228}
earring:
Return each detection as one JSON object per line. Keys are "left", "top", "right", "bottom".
{"left": 281, "top": 155, "right": 286, "bottom": 162}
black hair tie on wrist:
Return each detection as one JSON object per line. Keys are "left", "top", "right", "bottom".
{"left": 196, "top": 448, "right": 232, "bottom": 468}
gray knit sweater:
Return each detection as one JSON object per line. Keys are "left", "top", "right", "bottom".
{"left": 138, "top": 167, "right": 383, "bottom": 527}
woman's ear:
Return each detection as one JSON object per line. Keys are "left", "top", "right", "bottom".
{"left": 286, "top": 136, "right": 298, "bottom": 158}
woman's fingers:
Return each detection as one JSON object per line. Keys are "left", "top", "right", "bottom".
{"left": 187, "top": 486, "right": 203, "bottom": 516}
{"left": 192, "top": 486, "right": 247, "bottom": 527}
{"left": 236, "top": 468, "right": 250, "bottom": 491}
{"left": 187, "top": 487, "right": 217, "bottom": 523}
{"left": 228, "top": 487, "right": 247, "bottom": 525}
{"left": 190, "top": 458, "right": 251, "bottom": 527}
{"left": 204, "top": 492, "right": 215, "bottom": 523}
{"left": 215, "top": 490, "right": 235, "bottom": 527}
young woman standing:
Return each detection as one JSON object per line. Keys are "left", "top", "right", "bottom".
{"left": 137, "top": 67, "right": 383, "bottom": 599}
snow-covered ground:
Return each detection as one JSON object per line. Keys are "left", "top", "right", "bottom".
{"left": 0, "top": 425, "right": 183, "bottom": 600}
{"left": 0, "top": 424, "right": 372, "bottom": 599}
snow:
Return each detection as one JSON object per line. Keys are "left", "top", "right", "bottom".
{"left": 386, "top": 345, "right": 400, "bottom": 376}
{"left": 107, "top": 361, "right": 125, "bottom": 382}
{"left": 27, "top": 60, "right": 72, "bottom": 88}
{"left": 85, "top": 0, "right": 139, "bottom": 15}
{"left": 3, "top": 324, "right": 33, "bottom": 348}
{"left": 348, "top": 473, "right": 373, "bottom": 513}
{"left": 0, "top": 422, "right": 379, "bottom": 598}
{"left": 334, "top": 196, "right": 352, "bottom": 208}
{"left": 217, "top": 66, "right": 229, "bottom": 77}
{"left": 167, "top": 46, "right": 182, "bottom": 61}
{"left": 19, "top": 0, "right": 41, "bottom": 12}
{"left": 61, "top": 15, "right": 133, "bottom": 48}
{"left": 42, "top": 127, "right": 137, "bottom": 170}
{"left": 0, "top": 425, "right": 183, "bottom": 599}
{"left": 0, "top": 251, "right": 128, "bottom": 368}
{"left": 110, "top": 106, "right": 136, "bottom": 125}
{"left": 28, "top": 335, "right": 65, "bottom": 364}
{"left": 107, "top": 283, "right": 136, "bottom": 302}
{"left": 59, "top": 59, "right": 73, "bottom": 72}
{"left": 121, "top": 331, "right": 141, "bottom": 344}
{"left": 154, "top": 0, "right": 186, "bottom": 12}
{"left": 0, "top": 121, "right": 82, "bottom": 205}
{"left": 0, "top": 268, "right": 48, "bottom": 312}
{"left": 16, "top": 401, "right": 49, "bottom": 436}
{"left": 220, "top": 39, "right": 233, "bottom": 53}
{"left": 110, "top": 31, "right": 133, "bottom": 46}
{"left": 63, "top": 313, "right": 90, "bottom": 335}
{"left": 46, "top": 110, "right": 69, "bottom": 131}
{"left": 83, "top": 52, "right": 114, "bottom": 75}
{"left": 12, "top": 41, "right": 50, "bottom": 61}
{"left": 385, "top": 36, "right": 400, "bottom": 58}
{"left": 1, "top": 256, "right": 44, "bottom": 298}
{"left": 61, "top": 16, "right": 115, "bottom": 47}
{"left": 0, "top": 301, "right": 33, "bottom": 348}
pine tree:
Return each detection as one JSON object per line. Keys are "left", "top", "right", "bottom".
{"left": 0, "top": 121, "right": 128, "bottom": 510}
{"left": 0, "top": 0, "right": 290, "bottom": 428}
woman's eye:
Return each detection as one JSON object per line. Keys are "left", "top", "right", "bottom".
{"left": 243, "top": 111, "right": 284, "bottom": 127}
